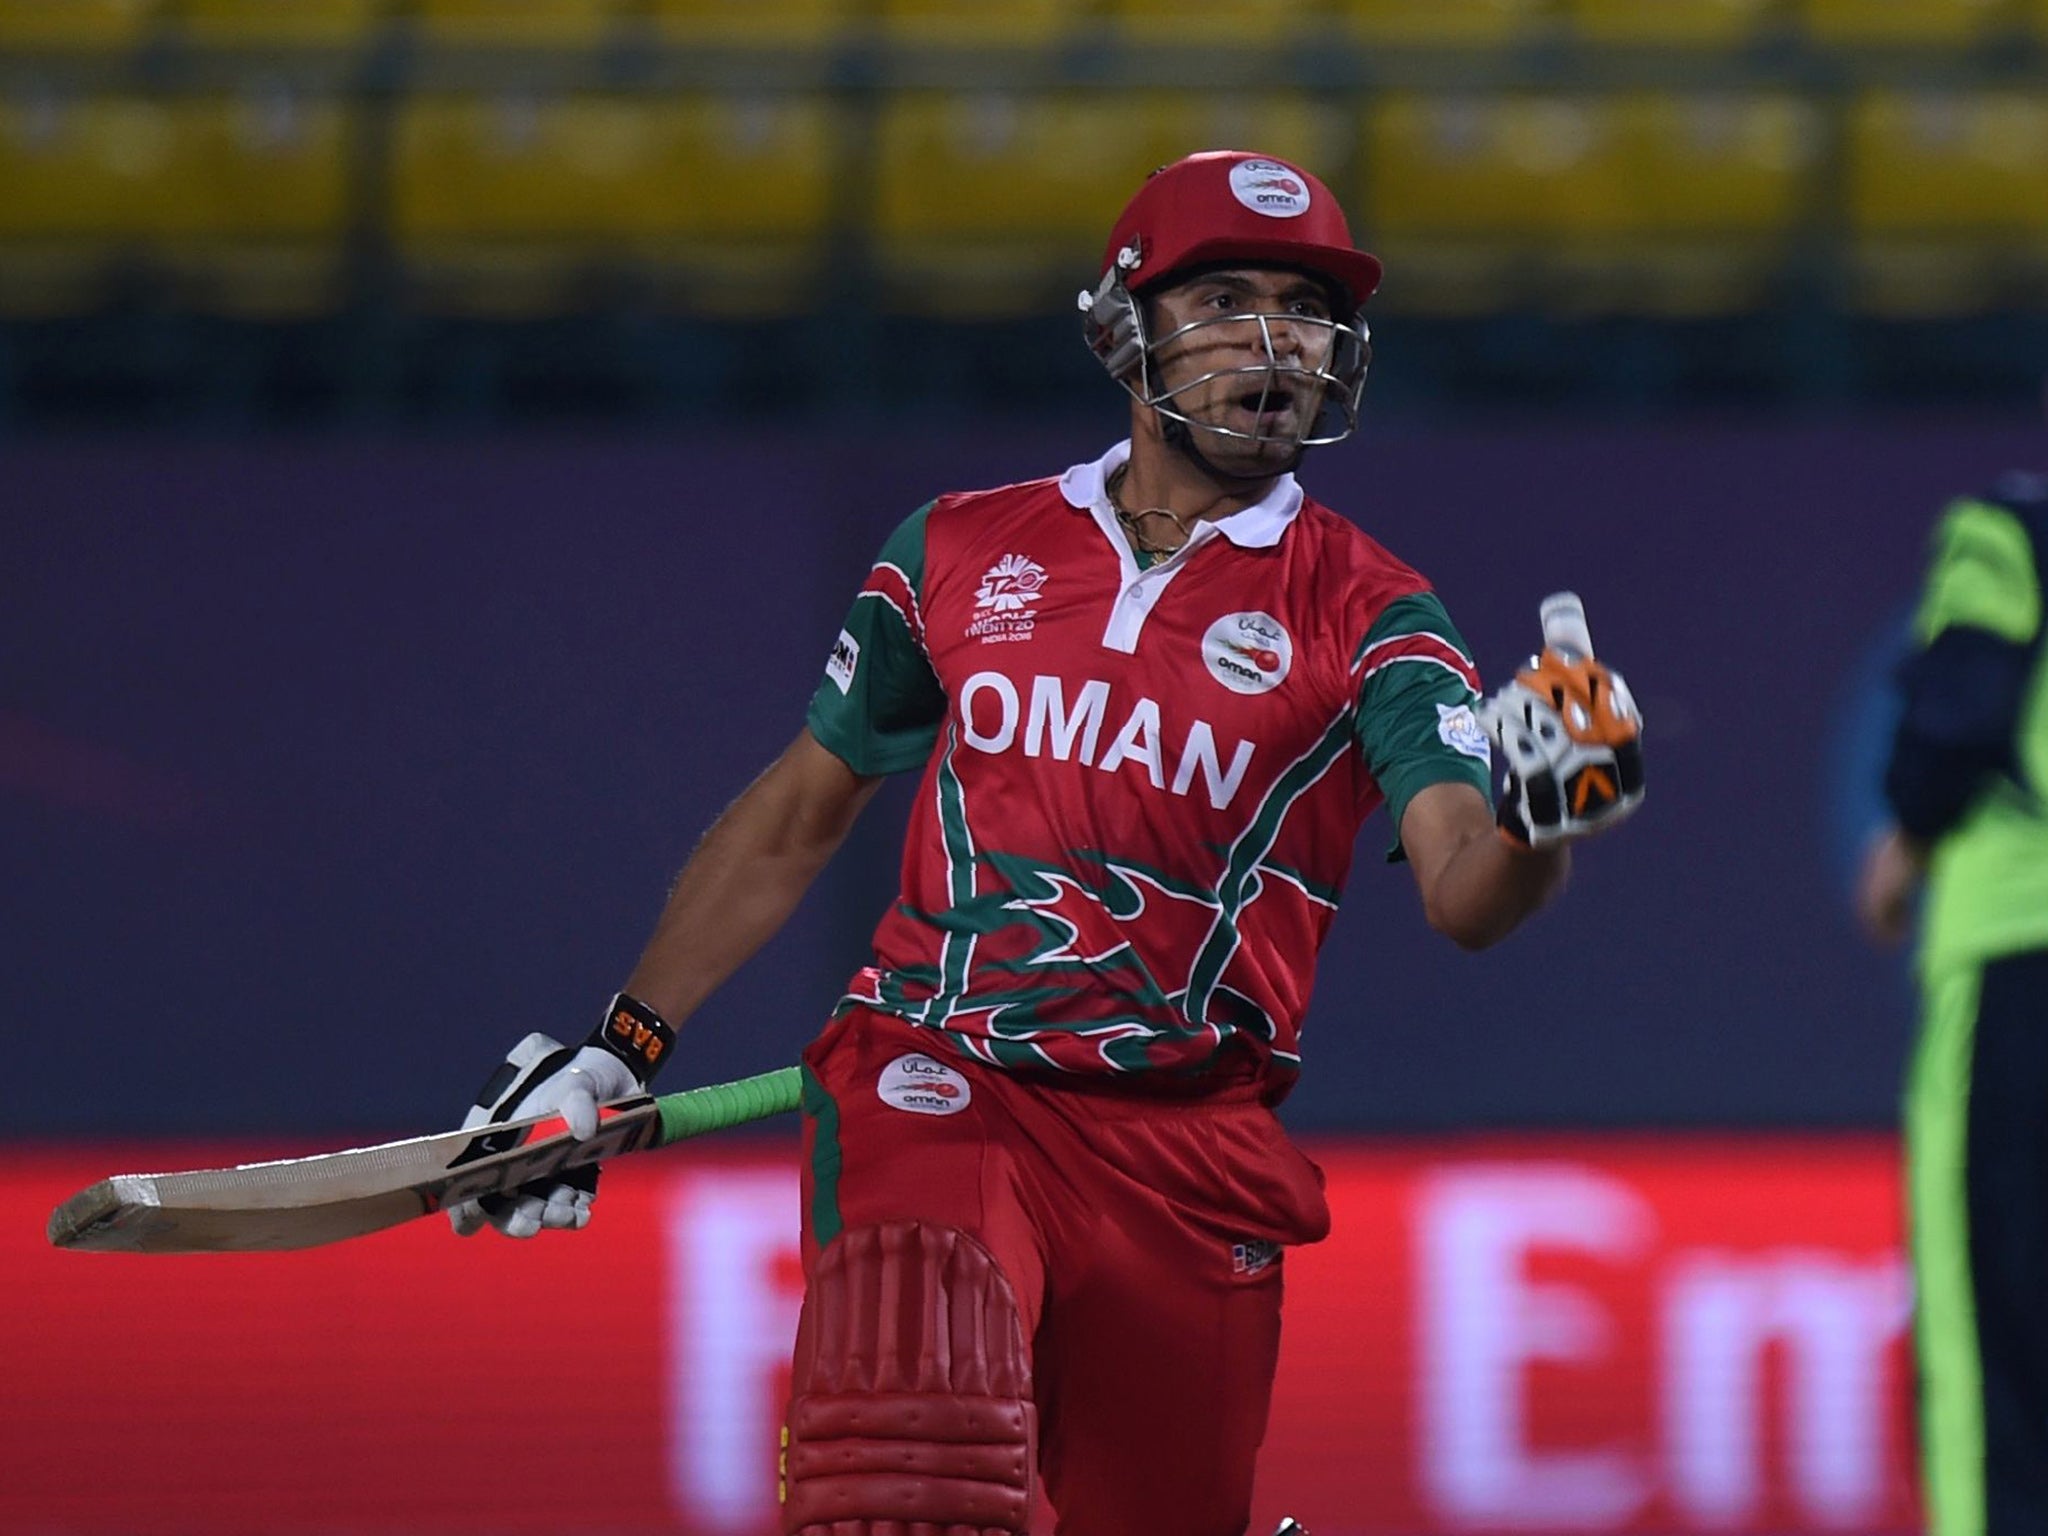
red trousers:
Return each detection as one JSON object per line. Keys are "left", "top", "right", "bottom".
{"left": 790, "top": 1007, "right": 1331, "bottom": 1536}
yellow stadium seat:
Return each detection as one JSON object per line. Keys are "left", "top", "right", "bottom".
{"left": 876, "top": 0, "right": 1094, "bottom": 49}
{"left": 0, "top": 0, "right": 159, "bottom": 51}
{"left": 1607, "top": 91, "right": 1822, "bottom": 312}
{"left": 1365, "top": 91, "right": 1626, "bottom": 238}
{"left": 1106, "top": 0, "right": 1328, "bottom": 49}
{"left": 1844, "top": 88, "right": 2048, "bottom": 313}
{"left": 390, "top": 92, "right": 839, "bottom": 315}
{"left": 1797, "top": 0, "right": 2010, "bottom": 46}
{"left": 872, "top": 91, "right": 1354, "bottom": 317}
{"left": 641, "top": 93, "right": 840, "bottom": 313}
{"left": 1363, "top": 91, "right": 1818, "bottom": 314}
{"left": 1566, "top": 0, "right": 1780, "bottom": 45}
{"left": 412, "top": 0, "right": 631, "bottom": 49}
{"left": 0, "top": 90, "right": 351, "bottom": 315}
{"left": 159, "top": 91, "right": 355, "bottom": 315}
{"left": 0, "top": 94, "right": 176, "bottom": 241}
{"left": 1623, "top": 93, "right": 1822, "bottom": 233}
{"left": 173, "top": 0, "right": 390, "bottom": 51}
{"left": 0, "top": 92, "right": 177, "bottom": 314}
{"left": 1343, "top": 0, "right": 1552, "bottom": 46}
{"left": 649, "top": 0, "right": 855, "bottom": 48}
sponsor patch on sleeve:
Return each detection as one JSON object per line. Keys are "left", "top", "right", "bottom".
{"left": 1436, "top": 701, "right": 1492, "bottom": 764}
{"left": 825, "top": 630, "right": 860, "bottom": 694}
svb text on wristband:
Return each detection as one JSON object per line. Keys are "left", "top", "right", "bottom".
{"left": 599, "top": 992, "right": 676, "bottom": 1082}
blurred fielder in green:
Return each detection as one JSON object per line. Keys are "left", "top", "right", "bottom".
{"left": 1858, "top": 469, "right": 2048, "bottom": 1536}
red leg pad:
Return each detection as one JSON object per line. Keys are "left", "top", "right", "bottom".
{"left": 784, "top": 1222, "right": 1035, "bottom": 1535}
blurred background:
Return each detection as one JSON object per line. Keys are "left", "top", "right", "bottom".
{"left": 4, "top": 0, "right": 2045, "bottom": 1532}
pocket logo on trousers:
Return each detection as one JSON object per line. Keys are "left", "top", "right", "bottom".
{"left": 877, "top": 1053, "right": 972, "bottom": 1116}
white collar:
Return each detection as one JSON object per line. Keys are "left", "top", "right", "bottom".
{"left": 1057, "top": 439, "right": 1304, "bottom": 550}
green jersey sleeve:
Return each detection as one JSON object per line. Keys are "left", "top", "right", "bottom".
{"left": 1913, "top": 495, "right": 2043, "bottom": 647}
{"left": 806, "top": 502, "right": 947, "bottom": 776}
{"left": 1352, "top": 591, "right": 1493, "bottom": 857}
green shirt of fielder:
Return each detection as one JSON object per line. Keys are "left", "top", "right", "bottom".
{"left": 1857, "top": 472, "right": 2048, "bottom": 1536}
{"left": 1864, "top": 481, "right": 2048, "bottom": 966}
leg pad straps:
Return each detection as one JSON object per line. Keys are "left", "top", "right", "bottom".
{"left": 784, "top": 1222, "right": 1035, "bottom": 1534}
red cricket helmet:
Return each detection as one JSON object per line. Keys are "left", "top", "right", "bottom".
{"left": 1098, "top": 150, "right": 1383, "bottom": 310}
{"left": 1079, "top": 150, "right": 1379, "bottom": 455}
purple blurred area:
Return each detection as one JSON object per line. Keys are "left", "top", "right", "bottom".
{"left": 4, "top": 412, "right": 2041, "bottom": 1138}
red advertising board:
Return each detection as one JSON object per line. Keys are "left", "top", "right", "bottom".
{"left": 1, "top": 1135, "right": 1917, "bottom": 1535}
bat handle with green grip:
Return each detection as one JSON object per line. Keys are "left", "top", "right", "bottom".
{"left": 654, "top": 1066, "right": 803, "bottom": 1145}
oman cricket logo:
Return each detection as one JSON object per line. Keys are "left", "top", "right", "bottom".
{"left": 1228, "top": 158, "right": 1311, "bottom": 219}
{"left": 1202, "top": 611, "right": 1293, "bottom": 694}
{"left": 967, "top": 553, "right": 1048, "bottom": 643}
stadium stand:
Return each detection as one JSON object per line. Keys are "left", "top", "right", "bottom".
{"left": 1364, "top": 92, "right": 1612, "bottom": 312}
{"left": 389, "top": 91, "right": 838, "bottom": 315}
{"left": 876, "top": 0, "right": 1097, "bottom": 50}
{"left": 0, "top": 91, "right": 184, "bottom": 314}
{"left": 1844, "top": 87, "right": 2048, "bottom": 314}
{"left": 1564, "top": 0, "right": 1782, "bottom": 47}
{"left": 1604, "top": 90, "right": 1824, "bottom": 313}
{"left": 638, "top": 93, "right": 841, "bottom": 313}
{"left": 1796, "top": 0, "right": 2014, "bottom": 46}
{"left": 1363, "top": 90, "right": 1822, "bottom": 314}
{"left": 155, "top": 90, "right": 356, "bottom": 316}
{"left": 1340, "top": 0, "right": 1552, "bottom": 48}
{"left": 411, "top": 0, "right": 637, "bottom": 51}
{"left": 648, "top": 0, "right": 857, "bottom": 51}
{"left": 0, "top": 0, "right": 159, "bottom": 53}
{"left": 2, "top": 0, "right": 2045, "bottom": 421}
{"left": 171, "top": 0, "right": 390, "bottom": 54}
{"left": 872, "top": 90, "right": 1351, "bottom": 316}
{"left": 1103, "top": 0, "right": 1329, "bottom": 50}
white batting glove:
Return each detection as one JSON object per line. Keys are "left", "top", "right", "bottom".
{"left": 447, "top": 994, "right": 676, "bottom": 1239}
{"left": 1477, "top": 592, "right": 1645, "bottom": 848}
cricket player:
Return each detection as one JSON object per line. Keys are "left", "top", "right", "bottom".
{"left": 450, "top": 151, "right": 1647, "bottom": 1535}
{"left": 1858, "top": 470, "right": 2048, "bottom": 1536}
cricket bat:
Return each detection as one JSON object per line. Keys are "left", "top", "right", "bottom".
{"left": 47, "top": 1065, "right": 801, "bottom": 1255}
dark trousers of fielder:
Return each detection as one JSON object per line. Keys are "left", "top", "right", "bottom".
{"left": 1907, "top": 948, "right": 2048, "bottom": 1536}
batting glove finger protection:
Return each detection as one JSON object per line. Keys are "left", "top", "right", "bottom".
{"left": 1479, "top": 592, "right": 1645, "bottom": 848}
{"left": 446, "top": 995, "right": 677, "bottom": 1239}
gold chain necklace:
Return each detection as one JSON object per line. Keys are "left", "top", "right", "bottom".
{"left": 1106, "top": 464, "right": 1195, "bottom": 558}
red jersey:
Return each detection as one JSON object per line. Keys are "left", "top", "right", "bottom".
{"left": 807, "top": 441, "right": 1490, "bottom": 1098}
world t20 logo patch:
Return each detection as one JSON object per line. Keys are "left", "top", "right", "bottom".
{"left": 1203, "top": 611, "right": 1293, "bottom": 695}
{"left": 967, "top": 553, "right": 1047, "bottom": 644}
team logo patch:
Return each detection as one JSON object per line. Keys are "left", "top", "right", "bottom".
{"left": 1203, "top": 612, "right": 1293, "bottom": 695}
{"left": 876, "top": 1053, "right": 972, "bottom": 1117}
{"left": 1436, "top": 701, "right": 1492, "bottom": 764}
{"left": 967, "top": 553, "right": 1047, "bottom": 644}
{"left": 1228, "top": 159, "right": 1311, "bottom": 220}
{"left": 825, "top": 629, "right": 859, "bottom": 694}
{"left": 1231, "top": 1238, "right": 1281, "bottom": 1276}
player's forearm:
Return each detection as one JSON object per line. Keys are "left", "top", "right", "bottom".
{"left": 623, "top": 732, "right": 880, "bottom": 1027}
{"left": 1422, "top": 829, "right": 1569, "bottom": 951}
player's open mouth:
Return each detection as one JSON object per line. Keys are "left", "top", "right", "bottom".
{"left": 1234, "top": 387, "right": 1297, "bottom": 432}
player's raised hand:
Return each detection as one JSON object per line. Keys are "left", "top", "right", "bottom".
{"left": 1478, "top": 591, "right": 1645, "bottom": 848}
{"left": 447, "top": 993, "right": 676, "bottom": 1238}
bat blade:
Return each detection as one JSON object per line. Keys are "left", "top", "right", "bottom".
{"left": 48, "top": 1097, "right": 666, "bottom": 1254}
